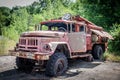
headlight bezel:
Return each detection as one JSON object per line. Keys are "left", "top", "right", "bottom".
{"left": 43, "top": 43, "right": 52, "bottom": 52}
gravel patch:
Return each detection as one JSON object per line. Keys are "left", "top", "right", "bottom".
{"left": 0, "top": 56, "right": 120, "bottom": 80}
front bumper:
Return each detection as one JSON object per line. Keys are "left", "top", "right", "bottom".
{"left": 9, "top": 50, "right": 50, "bottom": 60}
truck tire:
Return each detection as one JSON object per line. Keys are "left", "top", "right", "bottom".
{"left": 45, "top": 53, "right": 68, "bottom": 76}
{"left": 92, "top": 45, "right": 103, "bottom": 60}
{"left": 87, "top": 55, "right": 94, "bottom": 62}
{"left": 16, "top": 57, "right": 33, "bottom": 71}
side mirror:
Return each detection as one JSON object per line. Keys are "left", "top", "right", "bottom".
{"left": 35, "top": 24, "right": 41, "bottom": 31}
{"left": 35, "top": 24, "right": 38, "bottom": 31}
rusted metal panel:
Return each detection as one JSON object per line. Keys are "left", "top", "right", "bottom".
{"left": 19, "top": 37, "right": 39, "bottom": 51}
{"left": 21, "top": 31, "right": 65, "bottom": 38}
{"left": 19, "top": 36, "right": 64, "bottom": 53}
{"left": 91, "top": 29, "right": 113, "bottom": 39}
{"left": 91, "top": 29, "right": 104, "bottom": 36}
{"left": 48, "top": 42, "right": 71, "bottom": 53}
{"left": 86, "top": 34, "right": 92, "bottom": 50}
{"left": 9, "top": 50, "right": 50, "bottom": 60}
{"left": 102, "top": 31, "right": 113, "bottom": 39}
{"left": 68, "top": 32, "right": 86, "bottom": 52}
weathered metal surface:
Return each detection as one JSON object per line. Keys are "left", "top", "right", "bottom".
{"left": 91, "top": 29, "right": 113, "bottom": 39}
{"left": 21, "top": 31, "right": 65, "bottom": 37}
{"left": 68, "top": 32, "right": 86, "bottom": 52}
{"left": 9, "top": 50, "right": 49, "bottom": 60}
{"left": 102, "top": 31, "right": 113, "bottom": 39}
{"left": 86, "top": 34, "right": 92, "bottom": 50}
{"left": 19, "top": 37, "right": 39, "bottom": 51}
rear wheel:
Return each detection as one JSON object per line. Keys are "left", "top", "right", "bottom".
{"left": 87, "top": 55, "right": 94, "bottom": 62}
{"left": 92, "top": 45, "right": 103, "bottom": 60}
{"left": 45, "top": 53, "right": 68, "bottom": 76}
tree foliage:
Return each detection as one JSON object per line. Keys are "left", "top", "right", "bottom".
{"left": 0, "top": 7, "right": 11, "bottom": 35}
{"left": 2, "top": 8, "right": 29, "bottom": 40}
{"left": 72, "top": 0, "right": 120, "bottom": 29}
{"left": 109, "top": 24, "right": 120, "bottom": 54}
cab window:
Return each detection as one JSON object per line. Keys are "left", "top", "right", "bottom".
{"left": 79, "top": 25, "right": 86, "bottom": 32}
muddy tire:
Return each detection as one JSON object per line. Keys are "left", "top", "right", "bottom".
{"left": 45, "top": 53, "right": 68, "bottom": 76}
{"left": 87, "top": 55, "right": 94, "bottom": 62}
{"left": 92, "top": 45, "right": 103, "bottom": 60}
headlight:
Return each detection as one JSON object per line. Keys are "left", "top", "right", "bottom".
{"left": 43, "top": 44, "right": 52, "bottom": 52}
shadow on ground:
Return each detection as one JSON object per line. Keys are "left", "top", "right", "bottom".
{"left": 0, "top": 59, "right": 102, "bottom": 80}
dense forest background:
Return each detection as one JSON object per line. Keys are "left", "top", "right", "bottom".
{"left": 0, "top": 0, "right": 120, "bottom": 56}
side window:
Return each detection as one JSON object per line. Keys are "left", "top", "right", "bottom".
{"left": 72, "top": 25, "right": 75, "bottom": 32}
{"left": 79, "top": 25, "right": 85, "bottom": 32}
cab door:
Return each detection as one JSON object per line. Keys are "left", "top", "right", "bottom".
{"left": 68, "top": 24, "right": 86, "bottom": 52}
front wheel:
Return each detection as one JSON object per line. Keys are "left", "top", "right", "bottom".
{"left": 45, "top": 53, "right": 68, "bottom": 76}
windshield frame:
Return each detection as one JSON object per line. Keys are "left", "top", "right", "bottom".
{"left": 37, "top": 21, "right": 75, "bottom": 33}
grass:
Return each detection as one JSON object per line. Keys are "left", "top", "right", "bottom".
{"left": 0, "top": 36, "right": 16, "bottom": 56}
{"left": 104, "top": 51, "right": 120, "bottom": 62}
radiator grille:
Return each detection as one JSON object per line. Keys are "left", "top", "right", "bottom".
{"left": 20, "top": 39, "right": 26, "bottom": 45}
{"left": 28, "top": 39, "right": 38, "bottom": 46}
{"left": 19, "top": 38, "right": 39, "bottom": 51}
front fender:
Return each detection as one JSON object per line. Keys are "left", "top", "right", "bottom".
{"left": 48, "top": 42, "right": 70, "bottom": 53}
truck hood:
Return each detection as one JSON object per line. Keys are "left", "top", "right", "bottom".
{"left": 21, "top": 31, "right": 65, "bottom": 37}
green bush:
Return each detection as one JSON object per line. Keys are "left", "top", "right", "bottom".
{"left": 0, "top": 36, "right": 16, "bottom": 56}
{"left": 108, "top": 24, "right": 120, "bottom": 55}
{"left": 104, "top": 51, "right": 120, "bottom": 62}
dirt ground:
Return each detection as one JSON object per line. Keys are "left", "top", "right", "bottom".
{"left": 0, "top": 56, "right": 120, "bottom": 80}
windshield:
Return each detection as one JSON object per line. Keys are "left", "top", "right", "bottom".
{"left": 41, "top": 22, "right": 68, "bottom": 32}
{"left": 37, "top": 22, "right": 75, "bottom": 32}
